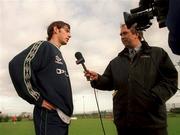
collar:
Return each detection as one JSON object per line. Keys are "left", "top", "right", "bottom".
{"left": 134, "top": 43, "right": 142, "bottom": 52}
{"left": 118, "top": 41, "right": 151, "bottom": 57}
{"left": 48, "top": 41, "right": 61, "bottom": 49}
{"left": 128, "top": 43, "right": 142, "bottom": 54}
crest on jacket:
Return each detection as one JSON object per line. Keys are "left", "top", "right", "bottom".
{"left": 55, "top": 55, "right": 63, "bottom": 64}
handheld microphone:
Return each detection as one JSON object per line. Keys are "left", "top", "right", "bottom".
{"left": 75, "top": 52, "right": 90, "bottom": 81}
{"left": 75, "top": 52, "right": 106, "bottom": 135}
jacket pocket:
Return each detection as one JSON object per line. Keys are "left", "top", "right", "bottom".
{"left": 138, "top": 89, "right": 158, "bottom": 112}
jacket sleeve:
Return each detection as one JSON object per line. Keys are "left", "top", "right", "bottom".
{"left": 166, "top": 0, "right": 180, "bottom": 54}
{"left": 150, "top": 48, "right": 178, "bottom": 104}
{"left": 91, "top": 62, "right": 114, "bottom": 90}
{"left": 9, "top": 41, "right": 50, "bottom": 107}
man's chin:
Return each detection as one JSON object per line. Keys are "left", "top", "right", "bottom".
{"left": 124, "top": 44, "right": 133, "bottom": 48}
{"left": 61, "top": 42, "right": 67, "bottom": 45}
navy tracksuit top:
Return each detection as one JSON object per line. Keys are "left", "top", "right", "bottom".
{"left": 9, "top": 41, "right": 73, "bottom": 116}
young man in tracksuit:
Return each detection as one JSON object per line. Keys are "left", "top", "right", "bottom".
{"left": 9, "top": 21, "right": 73, "bottom": 135}
{"left": 84, "top": 24, "right": 178, "bottom": 135}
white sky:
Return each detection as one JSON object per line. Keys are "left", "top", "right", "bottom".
{"left": 0, "top": 0, "right": 180, "bottom": 115}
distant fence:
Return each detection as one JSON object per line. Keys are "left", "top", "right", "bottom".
{"left": 166, "top": 103, "right": 180, "bottom": 111}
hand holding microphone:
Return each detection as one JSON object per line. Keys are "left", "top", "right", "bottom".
{"left": 84, "top": 70, "right": 99, "bottom": 81}
{"left": 75, "top": 52, "right": 98, "bottom": 81}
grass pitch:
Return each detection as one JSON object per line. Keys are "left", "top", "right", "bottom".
{"left": 0, "top": 116, "right": 180, "bottom": 135}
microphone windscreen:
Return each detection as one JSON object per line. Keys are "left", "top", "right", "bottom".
{"left": 75, "top": 52, "right": 85, "bottom": 64}
{"left": 75, "top": 52, "right": 82, "bottom": 59}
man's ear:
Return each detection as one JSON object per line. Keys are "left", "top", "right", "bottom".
{"left": 131, "top": 23, "right": 137, "bottom": 29}
{"left": 136, "top": 32, "right": 140, "bottom": 37}
{"left": 53, "top": 26, "right": 59, "bottom": 34}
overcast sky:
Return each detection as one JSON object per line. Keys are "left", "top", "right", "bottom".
{"left": 0, "top": 0, "right": 180, "bottom": 115}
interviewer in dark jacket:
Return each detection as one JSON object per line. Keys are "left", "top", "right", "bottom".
{"left": 84, "top": 24, "right": 178, "bottom": 135}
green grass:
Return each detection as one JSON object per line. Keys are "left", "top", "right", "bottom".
{"left": 167, "top": 114, "right": 180, "bottom": 135}
{"left": 0, "top": 119, "right": 116, "bottom": 135}
{"left": 69, "top": 119, "right": 117, "bottom": 135}
{"left": 0, "top": 116, "right": 180, "bottom": 135}
{"left": 0, "top": 120, "right": 34, "bottom": 135}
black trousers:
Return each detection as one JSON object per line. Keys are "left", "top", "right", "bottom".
{"left": 116, "top": 126, "right": 168, "bottom": 135}
{"left": 33, "top": 106, "right": 69, "bottom": 135}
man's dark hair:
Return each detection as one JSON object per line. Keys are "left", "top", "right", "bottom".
{"left": 47, "top": 21, "right": 70, "bottom": 41}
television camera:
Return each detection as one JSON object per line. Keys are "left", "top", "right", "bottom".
{"left": 123, "top": 0, "right": 169, "bottom": 30}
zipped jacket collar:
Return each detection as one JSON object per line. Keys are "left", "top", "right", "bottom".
{"left": 118, "top": 41, "right": 151, "bottom": 57}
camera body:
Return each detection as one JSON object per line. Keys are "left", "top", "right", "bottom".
{"left": 124, "top": 0, "right": 169, "bottom": 30}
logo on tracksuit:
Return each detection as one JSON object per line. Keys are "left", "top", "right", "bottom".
{"left": 55, "top": 55, "right": 69, "bottom": 77}
{"left": 55, "top": 55, "right": 63, "bottom": 64}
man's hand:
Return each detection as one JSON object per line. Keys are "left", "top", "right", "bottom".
{"left": 84, "top": 70, "right": 99, "bottom": 81}
{"left": 42, "top": 100, "right": 56, "bottom": 110}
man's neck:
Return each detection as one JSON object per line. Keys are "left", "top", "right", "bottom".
{"left": 129, "top": 40, "right": 141, "bottom": 49}
{"left": 49, "top": 39, "right": 61, "bottom": 49}
{"left": 128, "top": 41, "right": 142, "bottom": 52}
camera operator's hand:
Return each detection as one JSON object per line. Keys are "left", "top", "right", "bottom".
{"left": 84, "top": 70, "right": 99, "bottom": 81}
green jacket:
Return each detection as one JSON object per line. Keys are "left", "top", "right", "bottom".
{"left": 91, "top": 41, "right": 178, "bottom": 128}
